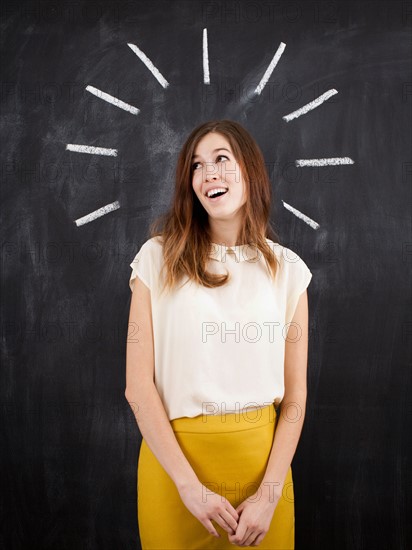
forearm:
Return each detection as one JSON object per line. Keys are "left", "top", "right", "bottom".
{"left": 125, "top": 381, "right": 199, "bottom": 491}
{"left": 259, "top": 391, "right": 306, "bottom": 500}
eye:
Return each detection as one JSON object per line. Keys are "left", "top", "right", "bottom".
{"left": 192, "top": 154, "right": 229, "bottom": 171}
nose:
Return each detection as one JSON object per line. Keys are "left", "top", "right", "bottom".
{"left": 205, "top": 162, "right": 221, "bottom": 181}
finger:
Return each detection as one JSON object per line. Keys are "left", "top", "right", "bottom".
{"left": 214, "top": 513, "right": 236, "bottom": 535}
{"left": 235, "top": 503, "right": 243, "bottom": 515}
{"left": 215, "top": 516, "right": 237, "bottom": 535}
{"left": 218, "top": 520, "right": 235, "bottom": 535}
{"left": 228, "top": 522, "right": 248, "bottom": 545}
{"left": 219, "top": 509, "right": 238, "bottom": 533}
{"left": 251, "top": 532, "right": 265, "bottom": 546}
{"left": 226, "top": 500, "right": 240, "bottom": 520}
{"left": 244, "top": 529, "right": 260, "bottom": 546}
{"left": 238, "top": 526, "right": 256, "bottom": 546}
{"left": 204, "top": 519, "right": 220, "bottom": 539}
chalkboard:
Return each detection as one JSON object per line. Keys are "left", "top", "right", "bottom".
{"left": 1, "top": 1, "right": 411, "bottom": 549}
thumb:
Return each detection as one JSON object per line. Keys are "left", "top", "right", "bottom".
{"left": 236, "top": 501, "right": 245, "bottom": 514}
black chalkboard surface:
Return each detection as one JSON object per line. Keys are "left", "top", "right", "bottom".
{"left": 1, "top": 1, "right": 411, "bottom": 548}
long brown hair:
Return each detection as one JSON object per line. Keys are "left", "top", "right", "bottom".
{"left": 146, "top": 119, "right": 281, "bottom": 295}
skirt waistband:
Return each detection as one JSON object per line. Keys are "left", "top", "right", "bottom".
{"left": 170, "top": 403, "right": 277, "bottom": 434}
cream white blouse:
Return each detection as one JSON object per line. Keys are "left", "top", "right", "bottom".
{"left": 129, "top": 237, "right": 312, "bottom": 421}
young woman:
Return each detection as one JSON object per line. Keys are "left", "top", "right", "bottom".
{"left": 125, "top": 119, "right": 312, "bottom": 549}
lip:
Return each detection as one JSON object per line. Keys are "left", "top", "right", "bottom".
{"left": 205, "top": 189, "right": 228, "bottom": 203}
{"left": 203, "top": 185, "right": 229, "bottom": 197}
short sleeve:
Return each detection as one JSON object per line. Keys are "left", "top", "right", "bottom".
{"left": 129, "top": 240, "right": 152, "bottom": 292}
{"left": 283, "top": 248, "right": 312, "bottom": 325}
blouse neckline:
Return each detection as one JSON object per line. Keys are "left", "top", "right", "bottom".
{"left": 209, "top": 242, "right": 260, "bottom": 263}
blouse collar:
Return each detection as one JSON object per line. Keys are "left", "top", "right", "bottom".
{"left": 209, "top": 242, "right": 260, "bottom": 263}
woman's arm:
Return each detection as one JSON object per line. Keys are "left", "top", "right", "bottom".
{"left": 259, "top": 289, "right": 309, "bottom": 501}
{"left": 125, "top": 275, "right": 198, "bottom": 490}
{"left": 125, "top": 275, "right": 240, "bottom": 538}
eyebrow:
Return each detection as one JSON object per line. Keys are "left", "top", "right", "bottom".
{"left": 191, "top": 147, "right": 232, "bottom": 160}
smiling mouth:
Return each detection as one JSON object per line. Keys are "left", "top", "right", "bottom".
{"left": 206, "top": 189, "right": 229, "bottom": 201}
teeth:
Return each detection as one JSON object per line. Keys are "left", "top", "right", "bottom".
{"left": 206, "top": 187, "right": 228, "bottom": 198}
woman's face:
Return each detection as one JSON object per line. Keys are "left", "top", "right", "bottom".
{"left": 191, "top": 132, "right": 247, "bottom": 219}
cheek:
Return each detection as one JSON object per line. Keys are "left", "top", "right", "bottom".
{"left": 226, "top": 163, "right": 242, "bottom": 184}
{"left": 192, "top": 173, "right": 202, "bottom": 194}
{"left": 192, "top": 171, "right": 202, "bottom": 191}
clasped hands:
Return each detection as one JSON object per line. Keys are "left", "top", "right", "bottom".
{"left": 178, "top": 479, "right": 281, "bottom": 547}
{"left": 225, "top": 488, "right": 280, "bottom": 547}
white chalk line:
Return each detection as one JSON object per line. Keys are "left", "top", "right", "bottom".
{"left": 255, "top": 42, "right": 286, "bottom": 96}
{"left": 203, "top": 28, "right": 210, "bottom": 84}
{"left": 127, "top": 42, "right": 169, "bottom": 88}
{"left": 282, "top": 201, "right": 320, "bottom": 230}
{"left": 75, "top": 201, "right": 121, "bottom": 227}
{"left": 85, "top": 85, "right": 140, "bottom": 115}
{"left": 283, "top": 89, "right": 338, "bottom": 122}
{"left": 66, "top": 144, "right": 118, "bottom": 156}
{"left": 295, "top": 157, "right": 355, "bottom": 167}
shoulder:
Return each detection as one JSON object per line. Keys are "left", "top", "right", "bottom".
{"left": 140, "top": 235, "right": 164, "bottom": 250}
{"left": 129, "top": 236, "right": 165, "bottom": 292}
{"left": 130, "top": 236, "right": 164, "bottom": 270}
{"left": 135, "top": 235, "right": 164, "bottom": 259}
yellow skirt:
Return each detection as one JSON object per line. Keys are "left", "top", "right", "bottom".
{"left": 137, "top": 403, "right": 294, "bottom": 549}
